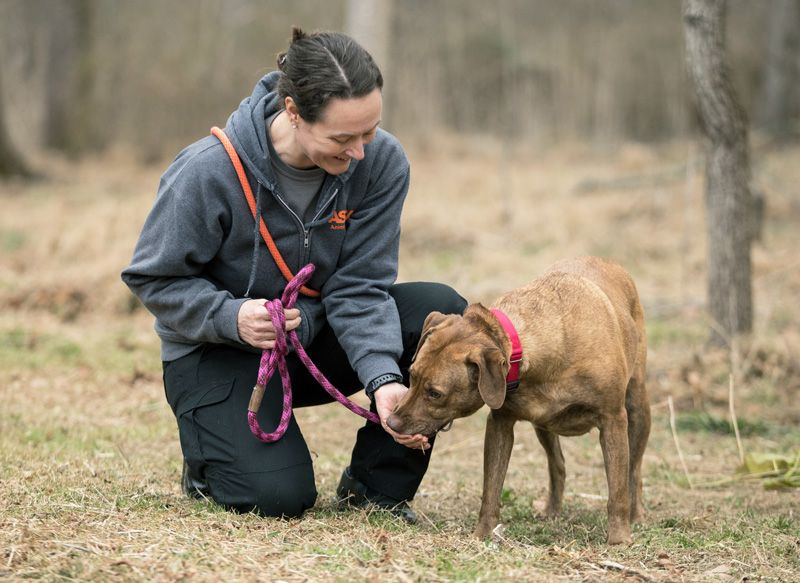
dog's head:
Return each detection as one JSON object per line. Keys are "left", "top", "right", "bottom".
{"left": 386, "top": 303, "right": 511, "bottom": 437}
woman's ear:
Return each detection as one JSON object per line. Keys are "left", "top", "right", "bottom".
{"left": 284, "top": 97, "right": 300, "bottom": 123}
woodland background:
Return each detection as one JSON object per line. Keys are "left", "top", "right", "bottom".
{"left": 1, "top": 0, "right": 798, "bottom": 161}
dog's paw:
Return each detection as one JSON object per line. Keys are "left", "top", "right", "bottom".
{"left": 606, "top": 528, "right": 633, "bottom": 546}
{"left": 475, "top": 523, "right": 507, "bottom": 545}
{"left": 473, "top": 522, "right": 496, "bottom": 539}
{"left": 533, "top": 498, "right": 561, "bottom": 519}
{"left": 630, "top": 506, "right": 645, "bottom": 524}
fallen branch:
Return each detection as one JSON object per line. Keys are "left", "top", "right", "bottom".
{"left": 596, "top": 560, "right": 656, "bottom": 582}
{"left": 572, "top": 163, "right": 693, "bottom": 195}
{"left": 693, "top": 452, "right": 800, "bottom": 489}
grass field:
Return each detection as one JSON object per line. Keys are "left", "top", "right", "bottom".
{"left": 1, "top": 138, "right": 799, "bottom": 581}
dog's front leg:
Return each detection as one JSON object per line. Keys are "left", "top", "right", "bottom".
{"left": 599, "top": 408, "right": 632, "bottom": 545}
{"left": 475, "top": 411, "right": 515, "bottom": 538}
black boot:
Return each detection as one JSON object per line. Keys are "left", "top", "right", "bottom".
{"left": 335, "top": 466, "right": 418, "bottom": 524}
{"left": 181, "top": 461, "right": 210, "bottom": 500}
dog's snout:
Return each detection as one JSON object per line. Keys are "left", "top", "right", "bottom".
{"left": 385, "top": 413, "right": 404, "bottom": 433}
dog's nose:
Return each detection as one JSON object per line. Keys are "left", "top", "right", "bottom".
{"left": 386, "top": 414, "right": 404, "bottom": 433}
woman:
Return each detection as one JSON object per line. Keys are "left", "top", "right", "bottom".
{"left": 122, "top": 28, "right": 466, "bottom": 522}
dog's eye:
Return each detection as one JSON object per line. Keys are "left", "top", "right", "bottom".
{"left": 426, "top": 388, "right": 443, "bottom": 400}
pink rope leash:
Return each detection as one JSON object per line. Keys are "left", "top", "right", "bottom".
{"left": 247, "top": 264, "right": 380, "bottom": 442}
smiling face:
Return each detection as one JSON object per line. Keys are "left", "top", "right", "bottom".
{"left": 285, "top": 89, "right": 382, "bottom": 175}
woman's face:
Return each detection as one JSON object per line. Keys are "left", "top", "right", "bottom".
{"left": 288, "top": 89, "right": 382, "bottom": 175}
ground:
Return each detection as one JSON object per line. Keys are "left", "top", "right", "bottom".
{"left": 1, "top": 137, "right": 798, "bottom": 581}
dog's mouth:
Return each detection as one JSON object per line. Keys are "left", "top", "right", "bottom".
{"left": 390, "top": 412, "right": 454, "bottom": 439}
{"left": 424, "top": 418, "right": 453, "bottom": 439}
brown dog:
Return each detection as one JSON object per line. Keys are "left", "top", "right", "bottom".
{"left": 387, "top": 256, "right": 650, "bottom": 545}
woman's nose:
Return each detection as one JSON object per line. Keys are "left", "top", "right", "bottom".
{"left": 346, "top": 139, "right": 365, "bottom": 160}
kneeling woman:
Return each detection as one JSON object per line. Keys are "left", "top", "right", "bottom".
{"left": 121, "top": 27, "right": 466, "bottom": 522}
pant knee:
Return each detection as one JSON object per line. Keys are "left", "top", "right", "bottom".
{"left": 390, "top": 282, "right": 467, "bottom": 368}
{"left": 423, "top": 282, "right": 468, "bottom": 315}
{"left": 391, "top": 282, "right": 467, "bottom": 323}
{"left": 210, "top": 464, "right": 317, "bottom": 518}
{"left": 251, "top": 483, "right": 317, "bottom": 518}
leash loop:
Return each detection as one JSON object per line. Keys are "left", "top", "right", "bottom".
{"left": 247, "top": 264, "right": 381, "bottom": 442}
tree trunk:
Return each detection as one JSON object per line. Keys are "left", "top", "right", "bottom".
{"left": 0, "top": 65, "right": 33, "bottom": 178}
{"left": 345, "top": 0, "right": 393, "bottom": 126}
{"left": 683, "top": 0, "right": 753, "bottom": 346}
{"left": 44, "top": 0, "right": 95, "bottom": 156}
{"left": 755, "top": 0, "right": 800, "bottom": 139}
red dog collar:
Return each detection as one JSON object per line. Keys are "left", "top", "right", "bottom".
{"left": 490, "top": 308, "right": 523, "bottom": 391}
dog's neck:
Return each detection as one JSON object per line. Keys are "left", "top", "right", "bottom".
{"left": 464, "top": 304, "right": 512, "bottom": 357}
{"left": 490, "top": 299, "right": 570, "bottom": 385}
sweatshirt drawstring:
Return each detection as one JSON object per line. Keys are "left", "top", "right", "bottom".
{"left": 211, "top": 126, "right": 320, "bottom": 298}
{"left": 244, "top": 185, "right": 263, "bottom": 298}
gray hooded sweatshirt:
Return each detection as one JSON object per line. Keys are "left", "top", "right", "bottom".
{"left": 121, "top": 72, "right": 408, "bottom": 387}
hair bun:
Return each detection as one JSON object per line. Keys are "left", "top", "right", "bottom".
{"left": 291, "top": 26, "right": 307, "bottom": 44}
{"left": 275, "top": 27, "right": 383, "bottom": 123}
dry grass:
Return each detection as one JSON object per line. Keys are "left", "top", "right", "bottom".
{"left": 1, "top": 138, "right": 799, "bottom": 581}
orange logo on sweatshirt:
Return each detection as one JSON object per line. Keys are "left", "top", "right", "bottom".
{"left": 328, "top": 210, "right": 354, "bottom": 230}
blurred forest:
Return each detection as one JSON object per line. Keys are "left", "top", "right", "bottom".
{"left": 1, "top": 0, "right": 798, "bottom": 165}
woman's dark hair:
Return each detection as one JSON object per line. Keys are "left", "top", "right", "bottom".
{"left": 276, "top": 27, "right": 383, "bottom": 123}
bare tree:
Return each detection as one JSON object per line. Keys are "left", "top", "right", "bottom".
{"left": 345, "top": 0, "right": 392, "bottom": 68}
{"left": 756, "top": 0, "right": 800, "bottom": 139}
{"left": 345, "top": 0, "right": 393, "bottom": 125}
{"left": 0, "top": 64, "right": 33, "bottom": 178}
{"left": 683, "top": 0, "right": 753, "bottom": 346}
{"left": 44, "top": 0, "right": 96, "bottom": 156}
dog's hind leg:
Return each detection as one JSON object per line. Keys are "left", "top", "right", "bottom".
{"left": 533, "top": 427, "right": 565, "bottom": 518}
{"left": 625, "top": 356, "right": 650, "bottom": 523}
{"left": 599, "top": 406, "right": 632, "bottom": 545}
{"left": 475, "top": 411, "right": 516, "bottom": 539}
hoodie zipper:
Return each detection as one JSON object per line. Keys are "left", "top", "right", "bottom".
{"left": 273, "top": 192, "right": 309, "bottom": 251}
{"left": 259, "top": 180, "right": 341, "bottom": 265}
{"left": 311, "top": 187, "right": 340, "bottom": 223}
{"left": 302, "top": 187, "right": 339, "bottom": 264}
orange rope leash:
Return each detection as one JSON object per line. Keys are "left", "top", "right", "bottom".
{"left": 211, "top": 126, "right": 320, "bottom": 298}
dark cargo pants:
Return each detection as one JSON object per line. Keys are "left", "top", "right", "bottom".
{"left": 163, "top": 282, "right": 467, "bottom": 517}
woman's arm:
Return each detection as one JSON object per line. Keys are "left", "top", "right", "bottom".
{"left": 122, "top": 178, "right": 246, "bottom": 346}
{"left": 321, "top": 157, "right": 410, "bottom": 387}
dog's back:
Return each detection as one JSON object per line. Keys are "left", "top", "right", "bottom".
{"left": 494, "top": 256, "right": 644, "bottom": 386}
{"left": 545, "top": 256, "right": 643, "bottom": 325}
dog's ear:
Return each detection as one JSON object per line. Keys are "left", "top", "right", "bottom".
{"left": 411, "top": 311, "right": 450, "bottom": 363}
{"left": 468, "top": 347, "right": 508, "bottom": 409}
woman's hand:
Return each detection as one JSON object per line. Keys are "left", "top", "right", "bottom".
{"left": 237, "top": 299, "right": 301, "bottom": 349}
{"left": 373, "top": 382, "right": 431, "bottom": 451}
